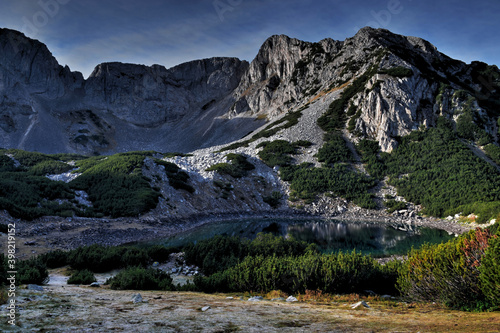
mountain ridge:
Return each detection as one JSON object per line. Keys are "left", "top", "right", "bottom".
{"left": 1, "top": 27, "right": 498, "bottom": 155}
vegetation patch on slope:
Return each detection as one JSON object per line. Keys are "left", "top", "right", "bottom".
{"left": 154, "top": 158, "right": 194, "bottom": 192}
{"left": 220, "top": 106, "right": 308, "bottom": 152}
{"left": 70, "top": 152, "right": 161, "bottom": 217}
{"left": 206, "top": 153, "right": 255, "bottom": 178}
{"left": 257, "top": 140, "right": 311, "bottom": 167}
{"left": 0, "top": 149, "right": 193, "bottom": 220}
{"left": 357, "top": 118, "right": 500, "bottom": 222}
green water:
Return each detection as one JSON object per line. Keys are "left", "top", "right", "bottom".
{"left": 147, "top": 218, "right": 454, "bottom": 256}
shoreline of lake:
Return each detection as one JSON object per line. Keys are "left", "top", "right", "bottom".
{"left": 2, "top": 207, "right": 477, "bottom": 259}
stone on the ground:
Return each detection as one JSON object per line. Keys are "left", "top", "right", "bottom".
{"left": 248, "top": 296, "right": 264, "bottom": 302}
{"left": 201, "top": 306, "right": 211, "bottom": 312}
{"left": 28, "top": 284, "right": 44, "bottom": 292}
{"left": 131, "top": 293, "right": 143, "bottom": 303}
{"left": 286, "top": 296, "right": 298, "bottom": 302}
{"left": 90, "top": 282, "right": 100, "bottom": 287}
{"left": 351, "top": 300, "right": 370, "bottom": 309}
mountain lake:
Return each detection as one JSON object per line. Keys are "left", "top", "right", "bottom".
{"left": 142, "top": 218, "right": 455, "bottom": 257}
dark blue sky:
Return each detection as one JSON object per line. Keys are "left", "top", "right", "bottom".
{"left": 1, "top": 0, "right": 499, "bottom": 78}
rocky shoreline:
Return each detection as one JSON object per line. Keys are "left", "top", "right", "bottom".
{"left": 0, "top": 206, "right": 476, "bottom": 260}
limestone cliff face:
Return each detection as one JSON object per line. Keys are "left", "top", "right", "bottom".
{"left": 0, "top": 27, "right": 498, "bottom": 154}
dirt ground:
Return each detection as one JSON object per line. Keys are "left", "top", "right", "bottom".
{"left": 1, "top": 269, "right": 499, "bottom": 332}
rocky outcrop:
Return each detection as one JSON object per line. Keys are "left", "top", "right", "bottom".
{"left": 0, "top": 27, "right": 498, "bottom": 154}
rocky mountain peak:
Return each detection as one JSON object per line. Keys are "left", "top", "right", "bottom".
{"left": 0, "top": 27, "right": 498, "bottom": 155}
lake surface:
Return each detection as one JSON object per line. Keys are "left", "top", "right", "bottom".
{"left": 147, "top": 218, "right": 454, "bottom": 256}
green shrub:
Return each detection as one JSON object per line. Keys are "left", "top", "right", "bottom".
{"left": 263, "top": 191, "right": 283, "bottom": 208}
{"left": 484, "top": 143, "right": 500, "bottom": 165}
{"left": 16, "top": 258, "right": 48, "bottom": 285}
{"left": 147, "top": 245, "right": 179, "bottom": 263}
{"left": 315, "top": 133, "right": 352, "bottom": 165}
{"left": 6, "top": 149, "right": 53, "bottom": 167}
{"left": 184, "top": 235, "right": 247, "bottom": 275}
{"left": 39, "top": 250, "right": 69, "bottom": 269}
{"left": 381, "top": 125, "right": 500, "bottom": 217}
{"left": 194, "top": 251, "right": 396, "bottom": 295}
{"left": 385, "top": 200, "right": 407, "bottom": 213}
{"left": 206, "top": 153, "right": 255, "bottom": 178}
{"left": 121, "top": 248, "right": 150, "bottom": 268}
{"left": 0, "top": 154, "right": 17, "bottom": 172}
{"left": 378, "top": 66, "right": 414, "bottom": 78}
{"left": 155, "top": 159, "right": 194, "bottom": 192}
{"left": 480, "top": 235, "right": 500, "bottom": 307}
{"left": 280, "top": 163, "right": 377, "bottom": 208}
{"left": 183, "top": 233, "right": 312, "bottom": 276}
{"left": 67, "top": 269, "right": 97, "bottom": 285}
{"left": 106, "top": 267, "right": 174, "bottom": 291}
{"left": 28, "top": 160, "right": 73, "bottom": 176}
{"left": 247, "top": 233, "right": 314, "bottom": 258}
{"left": 257, "top": 140, "right": 297, "bottom": 167}
{"left": 397, "top": 228, "right": 496, "bottom": 310}
{"left": 67, "top": 244, "right": 149, "bottom": 273}
{"left": 318, "top": 64, "right": 378, "bottom": 132}
{"left": 356, "top": 139, "right": 386, "bottom": 179}
{"left": 447, "top": 201, "right": 500, "bottom": 224}
{"left": 0, "top": 171, "right": 75, "bottom": 220}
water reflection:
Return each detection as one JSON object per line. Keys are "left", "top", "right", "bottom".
{"left": 154, "top": 219, "right": 453, "bottom": 256}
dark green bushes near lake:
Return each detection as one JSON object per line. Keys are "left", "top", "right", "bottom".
{"left": 194, "top": 251, "right": 400, "bottom": 296}
{"left": 183, "top": 233, "right": 313, "bottom": 276}
{"left": 67, "top": 269, "right": 97, "bottom": 285}
{"left": 106, "top": 267, "right": 174, "bottom": 291}
{"left": 15, "top": 257, "right": 49, "bottom": 285}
